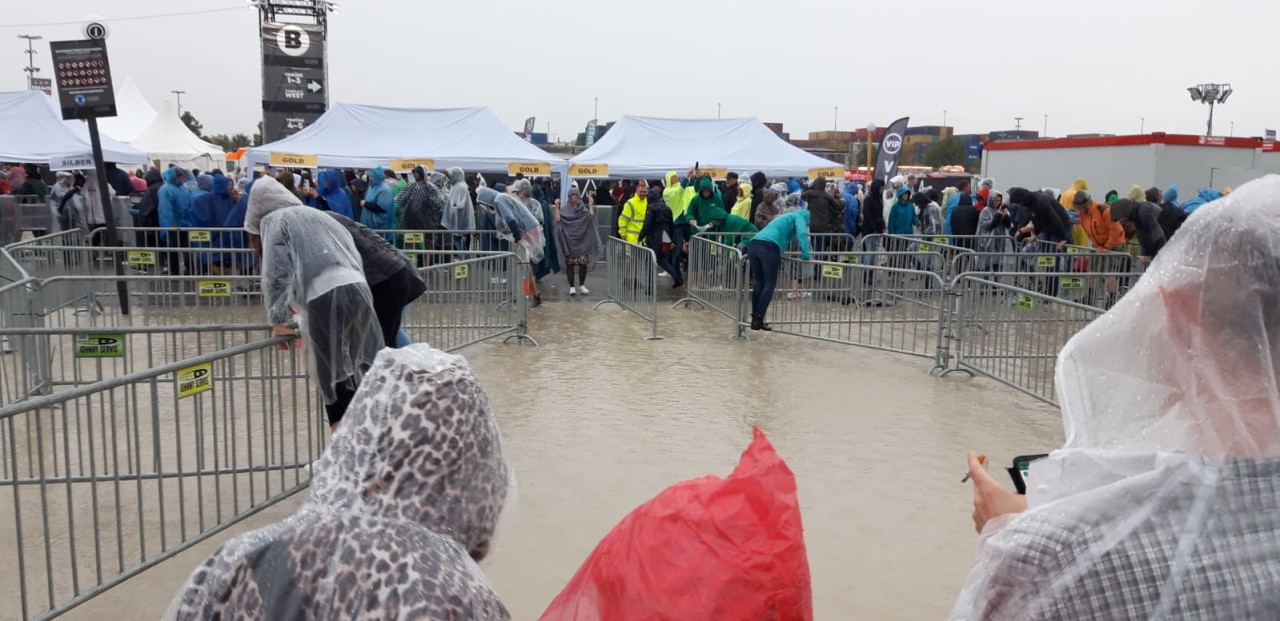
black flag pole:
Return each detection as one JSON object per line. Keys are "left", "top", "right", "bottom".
{"left": 86, "top": 116, "right": 130, "bottom": 316}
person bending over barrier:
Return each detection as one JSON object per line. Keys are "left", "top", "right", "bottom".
{"left": 954, "top": 175, "right": 1280, "bottom": 620}
{"left": 742, "top": 210, "right": 811, "bottom": 332}
{"left": 244, "top": 176, "right": 382, "bottom": 430}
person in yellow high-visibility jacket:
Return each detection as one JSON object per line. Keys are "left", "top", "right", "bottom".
{"left": 617, "top": 179, "right": 649, "bottom": 244}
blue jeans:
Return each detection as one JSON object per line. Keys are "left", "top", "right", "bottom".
{"left": 655, "top": 244, "right": 681, "bottom": 284}
{"left": 748, "top": 240, "right": 782, "bottom": 319}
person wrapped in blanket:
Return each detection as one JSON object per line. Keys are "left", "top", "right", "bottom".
{"left": 167, "top": 345, "right": 514, "bottom": 620}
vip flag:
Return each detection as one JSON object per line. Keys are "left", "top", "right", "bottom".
{"left": 585, "top": 119, "right": 598, "bottom": 147}
{"left": 523, "top": 117, "right": 536, "bottom": 142}
{"left": 873, "top": 116, "right": 910, "bottom": 182}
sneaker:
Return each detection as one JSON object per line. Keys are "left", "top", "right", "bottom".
{"left": 658, "top": 271, "right": 670, "bottom": 278}
{"left": 579, "top": 285, "right": 590, "bottom": 295}
{"left": 569, "top": 286, "right": 577, "bottom": 296}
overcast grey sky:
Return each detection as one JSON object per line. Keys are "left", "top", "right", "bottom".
{"left": 2, "top": 0, "right": 1273, "bottom": 140}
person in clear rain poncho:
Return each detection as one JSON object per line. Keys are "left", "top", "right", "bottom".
{"left": 243, "top": 176, "right": 382, "bottom": 429}
{"left": 954, "top": 175, "right": 1280, "bottom": 620}
{"left": 168, "top": 345, "right": 515, "bottom": 620}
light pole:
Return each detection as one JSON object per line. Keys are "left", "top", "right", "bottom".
{"left": 1187, "top": 83, "right": 1232, "bottom": 136}
{"left": 834, "top": 106, "right": 838, "bottom": 132}
{"left": 943, "top": 109, "right": 947, "bottom": 128}
{"left": 1140, "top": 117, "right": 1145, "bottom": 133}
{"left": 171, "top": 90, "right": 187, "bottom": 115}
{"left": 593, "top": 97, "right": 598, "bottom": 121}
{"left": 865, "top": 123, "right": 876, "bottom": 175}
{"left": 1014, "top": 117, "right": 1023, "bottom": 131}
{"left": 17, "top": 34, "right": 42, "bottom": 90}
{"left": 717, "top": 102, "right": 722, "bottom": 118}
{"left": 1043, "top": 114, "right": 1048, "bottom": 137}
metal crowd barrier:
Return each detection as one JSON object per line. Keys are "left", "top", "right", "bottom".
{"left": 0, "top": 327, "right": 320, "bottom": 621}
{"left": 673, "top": 234, "right": 749, "bottom": 340}
{"left": 594, "top": 237, "right": 662, "bottom": 340}
{"left": 402, "top": 251, "right": 536, "bottom": 351}
{"left": 951, "top": 249, "right": 1140, "bottom": 309}
{"left": 769, "top": 256, "right": 949, "bottom": 368}
{"left": 940, "top": 274, "right": 1106, "bottom": 405}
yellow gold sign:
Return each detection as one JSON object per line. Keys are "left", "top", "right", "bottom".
{"left": 188, "top": 230, "right": 212, "bottom": 243}
{"left": 389, "top": 159, "right": 435, "bottom": 173}
{"left": 821, "top": 264, "right": 844, "bottom": 279}
{"left": 508, "top": 162, "right": 551, "bottom": 176}
{"left": 693, "top": 167, "right": 728, "bottom": 181}
{"left": 268, "top": 152, "right": 317, "bottom": 168}
{"left": 454, "top": 264, "right": 468, "bottom": 280}
{"left": 404, "top": 232, "right": 425, "bottom": 245}
{"left": 198, "top": 280, "right": 231, "bottom": 298}
{"left": 568, "top": 163, "right": 609, "bottom": 177}
{"left": 127, "top": 250, "right": 156, "bottom": 266}
{"left": 808, "top": 167, "right": 845, "bottom": 180}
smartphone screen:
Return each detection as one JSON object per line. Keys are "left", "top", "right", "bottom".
{"left": 1007, "top": 454, "right": 1049, "bottom": 495}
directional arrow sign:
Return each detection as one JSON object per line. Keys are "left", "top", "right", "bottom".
{"left": 306, "top": 80, "right": 323, "bottom": 93}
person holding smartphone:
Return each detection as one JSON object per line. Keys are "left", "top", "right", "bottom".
{"left": 954, "top": 176, "right": 1280, "bottom": 620}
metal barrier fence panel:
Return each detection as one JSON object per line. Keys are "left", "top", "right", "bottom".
{"left": 944, "top": 275, "right": 1104, "bottom": 405}
{"left": 0, "top": 329, "right": 320, "bottom": 620}
{"left": 34, "top": 274, "right": 266, "bottom": 331}
{"left": 673, "top": 234, "right": 748, "bottom": 339}
{"left": 951, "top": 247, "right": 1140, "bottom": 309}
{"left": 402, "top": 251, "right": 535, "bottom": 351}
{"left": 769, "top": 256, "right": 948, "bottom": 367}
{"left": 594, "top": 237, "right": 661, "bottom": 340}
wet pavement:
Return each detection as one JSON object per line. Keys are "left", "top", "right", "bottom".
{"left": 47, "top": 284, "right": 1063, "bottom": 620}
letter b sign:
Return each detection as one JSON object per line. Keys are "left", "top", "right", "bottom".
{"left": 275, "top": 25, "right": 311, "bottom": 57}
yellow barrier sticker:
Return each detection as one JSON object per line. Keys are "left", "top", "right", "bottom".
{"left": 177, "top": 362, "right": 213, "bottom": 399}
{"left": 822, "top": 264, "right": 844, "bottom": 279}
{"left": 1067, "top": 247, "right": 1080, "bottom": 254}
{"left": 74, "top": 333, "right": 124, "bottom": 358}
{"left": 1062, "top": 276, "right": 1084, "bottom": 291}
{"left": 508, "top": 162, "right": 551, "bottom": 176}
{"left": 268, "top": 152, "right": 317, "bottom": 168}
{"left": 568, "top": 163, "right": 609, "bottom": 177}
{"left": 404, "top": 232, "right": 425, "bottom": 245}
{"left": 127, "top": 250, "right": 156, "bottom": 265}
{"left": 198, "top": 280, "right": 231, "bottom": 297}
{"left": 1037, "top": 256, "right": 1056, "bottom": 268}
{"left": 454, "top": 264, "right": 468, "bottom": 280}
{"left": 931, "top": 237, "right": 948, "bottom": 245}
{"left": 625, "top": 246, "right": 632, "bottom": 257}
{"left": 918, "top": 243, "right": 930, "bottom": 252}
{"left": 188, "top": 230, "right": 212, "bottom": 243}
{"left": 710, "top": 245, "right": 720, "bottom": 257}
{"left": 389, "top": 159, "right": 435, "bottom": 173}
{"left": 1018, "top": 294, "right": 1034, "bottom": 311}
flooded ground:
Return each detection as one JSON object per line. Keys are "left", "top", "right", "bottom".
{"left": 32, "top": 280, "right": 1062, "bottom": 620}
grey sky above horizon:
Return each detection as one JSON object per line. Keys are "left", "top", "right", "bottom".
{"left": 2, "top": 0, "right": 1273, "bottom": 141}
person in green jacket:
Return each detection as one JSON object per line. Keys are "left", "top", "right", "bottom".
{"left": 685, "top": 175, "right": 758, "bottom": 244}
{"left": 742, "top": 210, "right": 811, "bottom": 331}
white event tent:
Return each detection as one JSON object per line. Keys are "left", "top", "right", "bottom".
{"left": 130, "top": 99, "right": 225, "bottom": 170}
{"left": 0, "top": 91, "right": 149, "bottom": 169}
{"left": 95, "top": 77, "right": 157, "bottom": 143}
{"left": 569, "top": 116, "right": 845, "bottom": 179}
{"left": 245, "top": 103, "right": 563, "bottom": 173}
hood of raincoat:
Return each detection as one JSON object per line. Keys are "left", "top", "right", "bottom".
{"left": 161, "top": 167, "right": 184, "bottom": 186}
{"left": 168, "top": 346, "right": 513, "bottom": 621}
{"left": 809, "top": 177, "right": 827, "bottom": 191}
{"left": 448, "top": 167, "right": 466, "bottom": 186}
{"left": 1126, "top": 185, "right": 1146, "bottom": 202}
{"left": 211, "top": 174, "right": 231, "bottom": 197}
{"left": 1163, "top": 184, "right": 1180, "bottom": 206}
{"left": 244, "top": 176, "right": 303, "bottom": 235}
{"left": 895, "top": 186, "right": 911, "bottom": 200}
{"left": 476, "top": 187, "right": 500, "bottom": 207}
{"left": 731, "top": 182, "right": 753, "bottom": 217}
{"left": 196, "top": 174, "right": 214, "bottom": 193}
{"left": 366, "top": 166, "right": 386, "bottom": 188}
{"left": 1058, "top": 175, "right": 1280, "bottom": 455}
{"left": 666, "top": 171, "right": 679, "bottom": 188}
{"left": 144, "top": 169, "right": 163, "bottom": 186}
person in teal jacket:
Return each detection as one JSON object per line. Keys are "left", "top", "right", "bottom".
{"left": 887, "top": 186, "right": 917, "bottom": 235}
{"left": 360, "top": 166, "right": 397, "bottom": 243}
{"left": 743, "top": 210, "right": 810, "bottom": 331}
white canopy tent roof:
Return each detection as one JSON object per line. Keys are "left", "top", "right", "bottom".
{"left": 130, "top": 99, "right": 225, "bottom": 171}
{"left": 0, "top": 91, "right": 149, "bottom": 169}
{"left": 569, "top": 116, "right": 844, "bottom": 178}
{"left": 95, "top": 77, "right": 157, "bottom": 143}
{"left": 245, "top": 103, "right": 562, "bottom": 172}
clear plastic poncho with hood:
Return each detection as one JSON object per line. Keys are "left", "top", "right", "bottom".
{"left": 476, "top": 187, "right": 545, "bottom": 263}
{"left": 951, "top": 174, "right": 1280, "bottom": 620}
{"left": 167, "top": 345, "right": 515, "bottom": 620}
{"left": 245, "top": 176, "right": 381, "bottom": 406}
{"left": 443, "top": 167, "right": 477, "bottom": 231}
